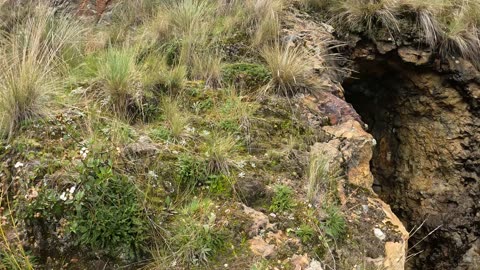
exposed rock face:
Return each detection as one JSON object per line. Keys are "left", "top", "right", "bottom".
{"left": 343, "top": 43, "right": 480, "bottom": 269}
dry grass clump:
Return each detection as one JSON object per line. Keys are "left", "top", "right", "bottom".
{"left": 401, "top": 0, "right": 447, "bottom": 47}
{"left": 161, "top": 96, "right": 189, "bottom": 140}
{"left": 318, "top": 0, "right": 480, "bottom": 67}
{"left": 262, "top": 44, "right": 312, "bottom": 95}
{"left": 329, "top": 0, "right": 400, "bottom": 38}
{"left": 0, "top": 6, "right": 84, "bottom": 138}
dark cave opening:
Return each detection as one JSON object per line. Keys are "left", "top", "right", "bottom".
{"left": 342, "top": 58, "right": 475, "bottom": 269}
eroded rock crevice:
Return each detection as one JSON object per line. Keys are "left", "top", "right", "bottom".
{"left": 343, "top": 55, "right": 480, "bottom": 269}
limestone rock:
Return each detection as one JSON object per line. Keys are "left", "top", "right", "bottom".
{"left": 323, "top": 120, "right": 374, "bottom": 189}
{"left": 124, "top": 135, "right": 158, "bottom": 157}
{"left": 242, "top": 204, "right": 272, "bottom": 237}
{"left": 248, "top": 236, "right": 276, "bottom": 259}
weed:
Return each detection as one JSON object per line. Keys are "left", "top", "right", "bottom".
{"left": 269, "top": 184, "right": 295, "bottom": 212}
{"left": 148, "top": 198, "right": 225, "bottom": 267}
{"left": 0, "top": 198, "right": 36, "bottom": 270}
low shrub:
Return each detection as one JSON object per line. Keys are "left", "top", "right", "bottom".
{"left": 221, "top": 62, "right": 271, "bottom": 90}
{"left": 269, "top": 184, "right": 296, "bottom": 212}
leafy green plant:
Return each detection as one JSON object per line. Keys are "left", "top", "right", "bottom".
{"left": 269, "top": 185, "right": 296, "bottom": 212}
{"left": 221, "top": 62, "right": 271, "bottom": 90}
{"left": 295, "top": 223, "right": 316, "bottom": 244}
{"left": 70, "top": 157, "right": 148, "bottom": 259}
{"left": 177, "top": 154, "right": 208, "bottom": 191}
{"left": 322, "top": 205, "right": 346, "bottom": 240}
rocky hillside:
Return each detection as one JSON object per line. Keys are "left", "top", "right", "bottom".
{"left": 0, "top": 0, "right": 478, "bottom": 269}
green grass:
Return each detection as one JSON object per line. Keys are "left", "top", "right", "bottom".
{"left": 269, "top": 184, "right": 296, "bottom": 212}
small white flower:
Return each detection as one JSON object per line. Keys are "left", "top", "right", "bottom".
{"left": 238, "top": 172, "right": 246, "bottom": 178}
{"left": 14, "top": 162, "right": 24, "bottom": 168}
{"left": 237, "top": 160, "right": 246, "bottom": 169}
{"left": 59, "top": 192, "right": 67, "bottom": 201}
{"left": 180, "top": 139, "right": 187, "bottom": 146}
{"left": 224, "top": 264, "right": 229, "bottom": 268}
{"left": 148, "top": 170, "right": 158, "bottom": 179}
{"left": 69, "top": 186, "right": 76, "bottom": 194}
{"left": 250, "top": 162, "right": 256, "bottom": 168}
{"left": 201, "top": 130, "right": 210, "bottom": 136}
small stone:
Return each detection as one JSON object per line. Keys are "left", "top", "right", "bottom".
{"left": 374, "top": 228, "right": 386, "bottom": 241}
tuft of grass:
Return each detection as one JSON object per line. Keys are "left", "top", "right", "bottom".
{"left": 401, "top": 0, "right": 447, "bottom": 48}
{"left": 203, "top": 133, "right": 238, "bottom": 174}
{"left": 191, "top": 51, "right": 223, "bottom": 88}
{"left": 0, "top": 7, "right": 82, "bottom": 138}
{"left": 262, "top": 44, "right": 311, "bottom": 96}
{"left": 329, "top": 0, "right": 400, "bottom": 38}
{"left": 439, "top": 7, "right": 480, "bottom": 68}
{"left": 269, "top": 184, "right": 296, "bottom": 212}
{"left": 0, "top": 198, "right": 36, "bottom": 270}
{"left": 307, "top": 154, "right": 341, "bottom": 203}
{"left": 251, "top": 3, "right": 282, "bottom": 47}
{"left": 161, "top": 96, "right": 189, "bottom": 140}
{"left": 147, "top": 198, "right": 225, "bottom": 268}
{"left": 96, "top": 47, "right": 144, "bottom": 120}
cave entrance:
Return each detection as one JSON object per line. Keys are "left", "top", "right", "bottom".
{"left": 341, "top": 58, "right": 464, "bottom": 270}
{"left": 343, "top": 59, "right": 404, "bottom": 215}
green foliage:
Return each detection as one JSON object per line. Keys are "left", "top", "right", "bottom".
{"left": 149, "top": 126, "right": 172, "bottom": 141}
{"left": 221, "top": 63, "right": 272, "bottom": 90}
{"left": 177, "top": 154, "right": 208, "bottom": 190}
{"left": 70, "top": 157, "right": 148, "bottom": 259}
{"left": 295, "top": 224, "right": 316, "bottom": 244}
{"left": 322, "top": 205, "right": 346, "bottom": 240}
{"left": 269, "top": 185, "right": 296, "bottom": 212}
